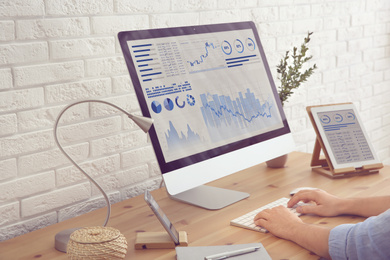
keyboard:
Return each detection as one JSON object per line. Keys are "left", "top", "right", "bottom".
{"left": 230, "top": 197, "right": 305, "bottom": 233}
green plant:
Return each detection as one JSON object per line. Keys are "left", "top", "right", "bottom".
{"left": 276, "top": 32, "right": 317, "bottom": 106}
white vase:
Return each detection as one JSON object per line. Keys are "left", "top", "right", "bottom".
{"left": 266, "top": 154, "right": 288, "bottom": 168}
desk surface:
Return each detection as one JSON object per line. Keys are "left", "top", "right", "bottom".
{"left": 2, "top": 152, "right": 390, "bottom": 259}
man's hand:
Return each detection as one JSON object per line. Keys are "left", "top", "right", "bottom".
{"left": 288, "top": 189, "right": 343, "bottom": 217}
{"left": 253, "top": 205, "right": 303, "bottom": 240}
{"left": 253, "top": 203, "right": 331, "bottom": 259}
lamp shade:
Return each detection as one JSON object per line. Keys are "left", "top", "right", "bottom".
{"left": 128, "top": 114, "right": 153, "bottom": 133}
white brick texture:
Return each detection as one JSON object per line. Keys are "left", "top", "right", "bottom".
{"left": 14, "top": 61, "right": 84, "bottom": 87}
{"left": 0, "top": 21, "right": 15, "bottom": 41}
{"left": 0, "top": 171, "right": 55, "bottom": 203}
{"left": 91, "top": 16, "right": 149, "bottom": 34}
{"left": 18, "top": 142, "right": 89, "bottom": 175}
{"left": 0, "top": 42, "right": 48, "bottom": 65}
{"left": 45, "top": 78, "right": 112, "bottom": 103}
{"left": 0, "top": 68, "right": 12, "bottom": 90}
{"left": 0, "top": 158, "right": 17, "bottom": 181}
{"left": 46, "top": 0, "right": 113, "bottom": 15}
{"left": 21, "top": 182, "right": 91, "bottom": 217}
{"left": 50, "top": 37, "right": 115, "bottom": 59}
{"left": 16, "top": 18, "right": 91, "bottom": 40}
{"left": 0, "top": 0, "right": 45, "bottom": 17}
{"left": 0, "top": 88, "right": 44, "bottom": 113}
{"left": 0, "top": 0, "right": 389, "bottom": 243}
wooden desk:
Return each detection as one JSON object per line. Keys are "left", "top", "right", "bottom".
{"left": 2, "top": 152, "right": 390, "bottom": 259}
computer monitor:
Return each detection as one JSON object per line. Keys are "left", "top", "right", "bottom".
{"left": 118, "top": 21, "right": 295, "bottom": 210}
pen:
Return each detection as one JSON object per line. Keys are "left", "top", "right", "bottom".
{"left": 204, "top": 246, "right": 261, "bottom": 260}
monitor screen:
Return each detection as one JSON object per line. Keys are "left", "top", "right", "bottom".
{"left": 119, "top": 21, "right": 294, "bottom": 208}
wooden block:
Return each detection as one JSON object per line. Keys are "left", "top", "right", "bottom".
{"left": 178, "top": 231, "right": 188, "bottom": 246}
{"left": 333, "top": 167, "right": 356, "bottom": 175}
{"left": 363, "top": 163, "right": 384, "bottom": 170}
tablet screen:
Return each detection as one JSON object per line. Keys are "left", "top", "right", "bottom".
{"left": 317, "top": 109, "right": 374, "bottom": 163}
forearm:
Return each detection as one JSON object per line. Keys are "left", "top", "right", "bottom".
{"left": 286, "top": 223, "right": 331, "bottom": 259}
{"left": 339, "top": 196, "right": 390, "bottom": 217}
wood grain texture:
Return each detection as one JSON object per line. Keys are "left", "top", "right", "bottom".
{"left": 2, "top": 152, "right": 389, "bottom": 260}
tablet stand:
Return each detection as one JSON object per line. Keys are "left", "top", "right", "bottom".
{"left": 135, "top": 231, "right": 188, "bottom": 249}
{"left": 307, "top": 104, "right": 383, "bottom": 178}
{"left": 310, "top": 138, "right": 382, "bottom": 178}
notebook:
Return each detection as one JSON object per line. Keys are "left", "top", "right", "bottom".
{"left": 176, "top": 243, "right": 271, "bottom": 260}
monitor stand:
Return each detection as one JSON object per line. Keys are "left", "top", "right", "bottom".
{"left": 168, "top": 185, "right": 249, "bottom": 210}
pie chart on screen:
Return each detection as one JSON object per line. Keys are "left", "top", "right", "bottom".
{"left": 164, "top": 98, "right": 174, "bottom": 111}
{"left": 151, "top": 101, "right": 162, "bottom": 114}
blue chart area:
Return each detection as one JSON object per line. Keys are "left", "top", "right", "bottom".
{"left": 151, "top": 101, "right": 162, "bottom": 114}
{"left": 225, "top": 54, "right": 257, "bottom": 68}
{"left": 131, "top": 43, "right": 163, "bottom": 82}
{"left": 187, "top": 94, "right": 195, "bottom": 106}
{"left": 175, "top": 96, "right": 186, "bottom": 108}
{"left": 182, "top": 40, "right": 224, "bottom": 74}
{"left": 145, "top": 81, "right": 192, "bottom": 99}
{"left": 187, "top": 42, "right": 218, "bottom": 67}
{"left": 164, "top": 98, "right": 174, "bottom": 111}
{"left": 223, "top": 37, "right": 258, "bottom": 68}
{"left": 165, "top": 121, "right": 202, "bottom": 151}
{"left": 200, "top": 89, "right": 280, "bottom": 141}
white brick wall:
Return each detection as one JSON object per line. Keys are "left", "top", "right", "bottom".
{"left": 14, "top": 61, "right": 85, "bottom": 87}
{"left": 16, "top": 18, "right": 91, "bottom": 40}
{"left": 0, "top": 0, "right": 389, "bottom": 242}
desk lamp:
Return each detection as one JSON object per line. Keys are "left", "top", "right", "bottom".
{"left": 53, "top": 100, "right": 153, "bottom": 252}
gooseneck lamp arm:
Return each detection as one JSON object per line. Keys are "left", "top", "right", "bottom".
{"left": 53, "top": 99, "right": 153, "bottom": 252}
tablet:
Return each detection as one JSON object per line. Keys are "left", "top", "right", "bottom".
{"left": 309, "top": 103, "right": 381, "bottom": 170}
{"left": 144, "top": 190, "right": 179, "bottom": 245}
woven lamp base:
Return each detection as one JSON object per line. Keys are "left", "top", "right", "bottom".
{"left": 67, "top": 226, "right": 128, "bottom": 259}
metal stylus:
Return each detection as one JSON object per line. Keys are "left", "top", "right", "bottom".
{"left": 204, "top": 246, "right": 261, "bottom": 260}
